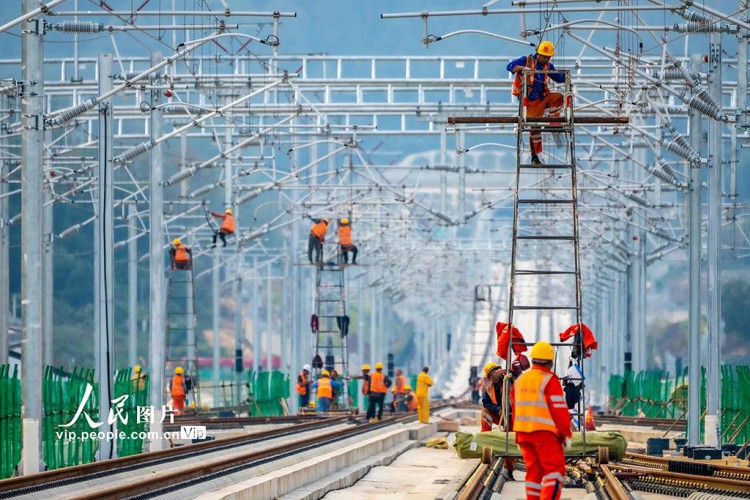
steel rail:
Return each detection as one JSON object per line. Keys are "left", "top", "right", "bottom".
{"left": 608, "top": 463, "right": 750, "bottom": 495}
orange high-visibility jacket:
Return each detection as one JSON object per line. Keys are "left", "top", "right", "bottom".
{"left": 496, "top": 322, "right": 528, "bottom": 360}
{"left": 370, "top": 371, "right": 387, "bottom": 394}
{"left": 317, "top": 377, "right": 332, "bottom": 398}
{"left": 511, "top": 55, "right": 550, "bottom": 98}
{"left": 362, "top": 374, "right": 370, "bottom": 395}
{"left": 174, "top": 244, "right": 190, "bottom": 262}
{"left": 211, "top": 212, "right": 235, "bottom": 233}
{"left": 512, "top": 366, "right": 571, "bottom": 438}
{"left": 559, "top": 323, "right": 599, "bottom": 356}
{"left": 338, "top": 225, "right": 352, "bottom": 246}
{"left": 296, "top": 372, "right": 309, "bottom": 395}
{"left": 171, "top": 374, "right": 186, "bottom": 397}
{"left": 311, "top": 221, "right": 328, "bottom": 239}
{"left": 394, "top": 375, "right": 406, "bottom": 394}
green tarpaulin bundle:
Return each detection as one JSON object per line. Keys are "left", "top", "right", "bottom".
{"left": 453, "top": 431, "right": 627, "bottom": 461}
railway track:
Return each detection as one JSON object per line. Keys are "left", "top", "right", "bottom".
{"left": 595, "top": 415, "right": 687, "bottom": 431}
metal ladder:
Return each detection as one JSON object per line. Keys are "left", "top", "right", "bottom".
{"left": 312, "top": 262, "right": 351, "bottom": 409}
{"left": 165, "top": 264, "right": 200, "bottom": 407}
{"left": 504, "top": 69, "right": 587, "bottom": 437}
{"left": 469, "top": 285, "right": 502, "bottom": 401}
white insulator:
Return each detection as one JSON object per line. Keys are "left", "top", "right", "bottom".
{"left": 430, "top": 209, "right": 456, "bottom": 225}
{"left": 47, "top": 98, "right": 97, "bottom": 127}
{"left": 188, "top": 182, "right": 222, "bottom": 198}
{"left": 674, "top": 22, "right": 730, "bottom": 33}
{"left": 688, "top": 86, "right": 725, "bottom": 121}
{"left": 653, "top": 227, "right": 680, "bottom": 242}
{"left": 113, "top": 241, "right": 126, "bottom": 250}
{"left": 59, "top": 223, "right": 82, "bottom": 238}
{"left": 53, "top": 21, "right": 104, "bottom": 33}
{"left": 657, "top": 158, "right": 679, "bottom": 179}
{"left": 660, "top": 69, "right": 686, "bottom": 80}
{"left": 163, "top": 166, "right": 198, "bottom": 186}
{"left": 679, "top": 9, "right": 714, "bottom": 24}
{"left": 627, "top": 192, "right": 652, "bottom": 208}
{"left": 113, "top": 141, "right": 154, "bottom": 164}
{"left": 237, "top": 187, "right": 264, "bottom": 204}
{"left": 664, "top": 139, "right": 697, "bottom": 161}
{"left": 8, "top": 213, "right": 22, "bottom": 226}
{"left": 244, "top": 224, "right": 270, "bottom": 241}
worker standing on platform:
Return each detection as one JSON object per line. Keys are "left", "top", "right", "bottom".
{"left": 308, "top": 218, "right": 329, "bottom": 264}
{"left": 210, "top": 208, "right": 235, "bottom": 248}
{"left": 169, "top": 238, "right": 192, "bottom": 270}
{"left": 481, "top": 362, "right": 517, "bottom": 480}
{"left": 296, "top": 364, "right": 312, "bottom": 409}
{"left": 416, "top": 366, "right": 433, "bottom": 424}
{"left": 507, "top": 41, "right": 566, "bottom": 165}
{"left": 393, "top": 369, "right": 407, "bottom": 412}
{"left": 367, "top": 362, "right": 389, "bottom": 422}
{"left": 512, "top": 341, "right": 572, "bottom": 500}
{"left": 170, "top": 367, "right": 187, "bottom": 415}
{"left": 337, "top": 218, "right": 358, "bottom": 264}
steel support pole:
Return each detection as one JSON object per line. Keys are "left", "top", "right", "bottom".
{"left": 688, "top": 56, "right": 703, "bottom": 443}
{"left": 252, "top": 256, "right": 260, "bottom": 374}
{"left": 705, "top": 33, "right": 723, "bottom": 445}
{"left": 457, "top": 130, "right": 466, "bottom": 221}
{"left": 265, "top": 264, "right": 273, "bottom": 371}
{"left": 233, "top": 275, "right": 243, "bottom": 405}
{"left": 43, "top": 189, "right": 53, "bottom": 366}
{"left": 148, "top": 52, "right": 165, "bottom": 451}
{"left": 212, "top": 250, "right": 220, "bottom": 406}
{"left": 357, "top": 279, "right": 365, "bottom": 412}
{"left": 440, "top": 127, "right": 447, "bottom": 214}
{"left": 0, "top": 101, "right": 8, "bottom": 364}
{"left": 128, "top": 205, "right": 138, "bottom": 368}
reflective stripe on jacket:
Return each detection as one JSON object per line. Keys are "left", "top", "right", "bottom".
{"left": 317, "top": 377, "right": 332, "bottom": 398}
{"left": 416, "top": 372, "right": 433, "bottom": 397}
{"left": 370, "top": 371, "right": 387, "bottom": 393}
{"left": 511, "top": 55, "right": 549, "bottom": 98}
{"left": 296, "top": 372, "right": 309, "bottom": 395}
{"left": 338, "top": 225, "right": 352, "bottom": 246}
{"left": 174, "top": 244, "right": 189, "bottom": 262}
{"left": 311, "top": 221, "right": 327, "bottom": 239}
{"left": 513, "top": 368, "right": 558, "bottom": 434}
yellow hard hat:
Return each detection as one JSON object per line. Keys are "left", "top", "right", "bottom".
{"left": 404, "top": 385, "right": 412, "bottom": 390}
{"left": 375, "top": 362, "right": 384, "bottom": 370}
{"left": 483, "top": 362, "right": 500, "bottom": 378}
{"left": 321, "top": 369, "right": 330, "bottom": 376}
{"left": 361, "top": 364, "right": 371, "bottom": 371}
{"left": 530, "top": 341, "right": 555, "bottom": 361}
{"left": 173, "top": 238, "right": 181, "bottom": 246}
{"left": 537, "top": 41, "right": 555, "bottom": 57}
{"left": 134, "top": 365, "right": 141, "bottom": 373}
{"left": 225, "top": 208, "right": 232, "bottom": 215}
{"left": 341, "top": 218, "right": 349, "bottom": 224}
{"left": 175, "top": 366, "right": 184, "bottom": 374}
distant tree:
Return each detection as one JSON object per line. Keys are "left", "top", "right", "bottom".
{"left": 722, "top": 279, "right": 750, "bottom": 341}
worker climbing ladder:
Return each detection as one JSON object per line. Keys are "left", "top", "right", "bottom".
{"left": 165, "top": 264, "right": 200, "bottom": 407}
{"left": 311, "top": 262, "right": 351, "bottom": 410}
{"left": 469, "top": 285, "right": 501, "bottom": 398}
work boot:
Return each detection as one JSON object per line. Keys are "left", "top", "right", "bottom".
{"left": 530, "top": 153, "right": 543, "bottom": 165}
{"left": 503, "top": 470, "right": 515, "bottom": 481}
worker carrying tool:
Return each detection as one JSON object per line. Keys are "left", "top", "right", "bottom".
{"left": 481, "top": 362, "right": 517, "bottom": 480}
{"left": 210, "top": 208, "right": 235, "bottom": 248}
{"left": 169, "top": 367, "right": 188, "bottom": 415}
{"left": 337, "top": 218, "right": 358, "bottom": 265}
{"left": 512, "top": 341, "right": 572, "bottom": 500}
{"left": 367, "top": 362, "right": 390, "bottom": 422}
{"left": 416, "top": 366, "right": 433, "bottom": 424}
{"left": 308, "top": 217, "right": 329, "bottom": 264}
{"left": 507, "top": 41, "right": 566, "bottom": 165}
{"left": 296, "top": 364, "right": 313, "bottom": 409}
{"left": 169, "top": 238, "right": 192, "bottom": 270}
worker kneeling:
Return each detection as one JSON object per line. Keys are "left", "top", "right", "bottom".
{"left": 512, "top": 341, "right": 572, "bottom": 500}
{"left": 315, "top": 370, "right": 341, "bottom": 414}
{"left": 481, "top": 362, "right": 517, "bottom": 480}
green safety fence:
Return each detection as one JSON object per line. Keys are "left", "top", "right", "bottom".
{"left": 247, "top": 370, "right": 290, "bottom": 416}
{"left": 0, "top": 364, "right": 21, "bottom": 479}
{"left": 114, "top": 368, "right": 150, "bottom": 457}
{"left": 608, "top": 366, "right": 750, "bottom": 444}
{"left": 42, "top": 366, "right": 98, "bottom": 470}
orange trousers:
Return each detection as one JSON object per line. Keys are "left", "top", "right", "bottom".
{"left": 480, "top": 409, "right": 517, "bottom": 472}
{"left": 517, "top": 431, "right": 566, "bottom": 499}
{"left": 172, "top": 395, "right": 186, "bottom": 414}
{"left": 526, "top": 92, "right": 564, "bottom": 155}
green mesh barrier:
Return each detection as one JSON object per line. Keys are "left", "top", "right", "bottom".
{"left": 0, "top": 364, "right": 21, "bottom": 479}
{"left": 114, "top": 368, "right": 150, "bottom": 457}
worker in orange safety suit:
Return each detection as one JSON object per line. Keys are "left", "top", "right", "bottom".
{"left": 170, "top": 367, "right": 187, "bottom": 414}
{"left": 337, "top": 218, "right": 358, "bottom": 264}
{"left": 512, "top": 341, "right": 572, "bottom": 500}
{"left": 481, "top": 362, "right": 517, "bottom": 479}
{"left": 367, "top": 362, "right": 389, "bottom": 422}
{"left": 393, "top": 369, "right": 407, "bottom": 412}
{"left": 308, "top": 218, "right": 328, "bottom": 264}
{"left": 404, "top": 385, "right": 417, "bottom": 412}
{"left": 296, "top": 364, "right": 312, "bottom": 409}
{"left": 210, "top": 208, "right": 235, "bottom": 248}
{"left": 416, "top": 366, "right": 433, "bottom": 424}
{"left": 169, "top": 238, "right": 192, "bottom": 270}
{"left": 507, "top": 41, "right": 566, "bottom": 165}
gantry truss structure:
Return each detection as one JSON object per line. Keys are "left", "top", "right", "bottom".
{"left": 1, "top": 0, "right": 748, "bottom": 467}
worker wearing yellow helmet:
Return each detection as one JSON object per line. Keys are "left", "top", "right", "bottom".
{"left": 169, "top": 237, "right": 192, "bottom": 270}
{"left": 513, "top": 341, "right": 572, "bottom": 499}
{"left": 210, "top": 207, "right": 235, "bottom": 248}
{"left": 338, "top": 217, "right": 358, "bottom": 265}
{"left": 481, "top": 361, "right": 517, "bottom": 478}
{"left": 507, "top": 40, "right": 566, "bottom": 165}
{"left": 131, "top": 364, "right": 146, "bottom": 391}
{"left": 367, "top": 362, "right": 389, "bottom": 422}
{"left": 169, "top": 367, "right": 187, "bottom": 414}
{"left": 315, "top": 369, "right": 341, "bottom": 414}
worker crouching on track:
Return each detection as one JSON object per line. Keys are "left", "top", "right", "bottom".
{"left": 481, "top": 362, "right": 517, "bottom": 480}
{"left": 170, "top": 367, "right": 187, "bottom": 415}
{"left": 507, "top": 41, "right": 566, "bottom": 165}
{"left": 296, "top": 364, "right": 312, "bottom": 409}
{"left": 512, "top": 341, "right": 572, "bottom": 500}
{"left": 404, "top": 385, "right": 417, "bottom": 412}
{"left": 416, "top": 366, "right": 433, "bottom": 424}
{"left": 314, "top": 370, "right": 341, "bottom": 414}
